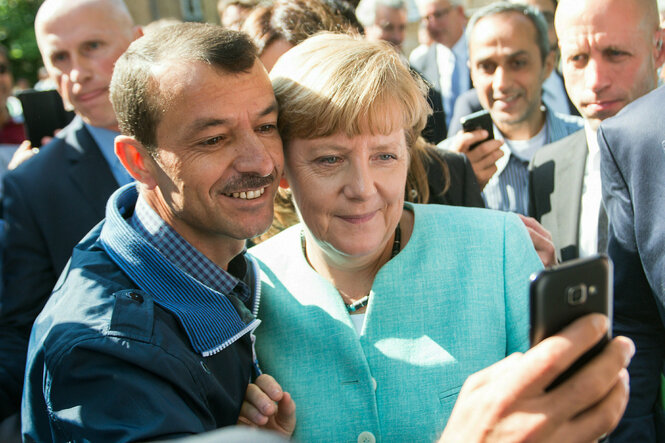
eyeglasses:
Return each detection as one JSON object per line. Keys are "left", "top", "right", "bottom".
{"left": 541, "top": 11, "right": 555, "bottom": 26}
{"left": 422, "top": 6, "right": 453, "bottom": 22}
{"left": 0, "top": 64, "right": 8, "bottom": 75}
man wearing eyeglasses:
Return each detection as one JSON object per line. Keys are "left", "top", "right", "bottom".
{"left": 409, "top": 0, "right": 469, "bottom": 132}
{"left": 356, "top": 0, "right": 408, "bottom": 52}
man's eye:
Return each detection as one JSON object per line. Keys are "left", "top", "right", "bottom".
{"left": 52, "top": 53, "right": 68, "bottom": 63}
{"left": 83, "top": 41, "right": 102, "bottom": 51}
{"left": 511, "top": 59, "right": 527, "bottom": 69}
{"left": 257, "top": 124, "right": 277, "bottom": 134}
{"left": 570, "top": 54, "right": 588, "bottom": 64}
{"left": 377, "top": 153, "right": 397, "bottom": 161}
{"left": 606, "top": 49, "right": 629, "bottom": 60}
{"left": 478, "top": 63, "right": 496, "bottom": 74}
{"left": 202, "top": 136, "right": 224, "bottom": 146}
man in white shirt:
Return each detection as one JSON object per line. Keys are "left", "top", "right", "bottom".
{"left": 528, "top": 0, "right": 663, "bottom": 261}
{"left": 439, "top": 2, "right": 581, "bottom": 216}
{"left": 409, "top": 0, "right": 469, "bottom": 130}
{"left": 356, "top": 0, "right": 408, "bottom": 52}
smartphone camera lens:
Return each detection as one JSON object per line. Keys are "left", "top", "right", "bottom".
{"left": 567, "top": 284, "right": 588, "bottom": 305}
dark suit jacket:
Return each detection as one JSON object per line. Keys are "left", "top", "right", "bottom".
{"left": 528, "top": 129, "right": 587, "bottom": 261}
{"left": 598, "top": 86, "right": 665, "bottom": 442}
{"left": 447, "top": 88, "right": 482, "bottom": 137}
{"left": 0, "top": 116, "right": 119, "bottom": 418}
{"left": 411, "top": 68, "right": 447, "bottom": 145}
{"left": 422, "top": 85, "right": 447, "bottom": 145}
{"left": 426, "top": 147, "right": 484, "bottom": 208}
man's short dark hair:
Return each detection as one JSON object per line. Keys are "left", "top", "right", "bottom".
{"left": 110, "top": 22, "right": 257, "bottom": 150}
{"left": 467, "top": 2, "right": 551, "bottom": 63}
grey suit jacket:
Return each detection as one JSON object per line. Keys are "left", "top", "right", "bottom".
{"left": 528, "top": 129, "right": 588, "bottom": 261}
{"left": 410, "top": 44, "right": 441, "bottom": 92}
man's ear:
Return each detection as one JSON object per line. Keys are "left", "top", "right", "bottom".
{"left": 115, "top": 135, "right": 158, "bottom": 189}
{"left": 542, "top": 49, "right": 556, "bottom": 81}
{"left": 654, "top": 28, "right": 665, "bottom": 68}
{"left": 132, "top": 26, "right": 144, "bottom": 42}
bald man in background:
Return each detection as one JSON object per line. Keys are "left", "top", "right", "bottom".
{"left": 529, "top": 0, "right": 664, "bottom": 438}
{"left": 0, "top": 0, "right": 141, "bottom": 422}
{"left": 529, "top": 0, "right": 663, "bottom": 261}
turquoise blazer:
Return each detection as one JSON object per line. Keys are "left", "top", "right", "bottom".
{"left": 250, "top": 203, "right": 542, "bottom": 442}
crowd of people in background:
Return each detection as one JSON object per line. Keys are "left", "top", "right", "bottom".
{"left": 0, "top": 0, "right": 663, "bottom": 441}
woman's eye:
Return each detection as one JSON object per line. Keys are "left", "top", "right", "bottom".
{"left": 317, "top": 156, "right": 340, "bottom": 164}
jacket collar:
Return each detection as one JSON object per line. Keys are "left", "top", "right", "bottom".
{"left": 99, "top": 184, "right": 261, "bottom": 357}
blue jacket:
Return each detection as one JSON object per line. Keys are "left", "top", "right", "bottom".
{"left": 599, "top": 86, "right": 665, "bottom": 442}
{"left": 22, "top": 186, "right": 260, "bottom": 442}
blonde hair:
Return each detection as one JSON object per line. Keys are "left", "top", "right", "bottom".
{"left": 273, "top": 32, "right": 440, "bottom": 194}
{"left": 253, "top": 32, "right": 447, "bottom": 243}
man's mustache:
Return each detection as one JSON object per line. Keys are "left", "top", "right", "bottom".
{"left": 220, "top": 172, "right": 276, "bottom": 194}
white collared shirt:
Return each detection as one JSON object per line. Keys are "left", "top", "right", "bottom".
{"left": 435, "top": 34, "right": 470, "bottom": 127}
{"left": 578, "top": 123, "right": 602, "bottom": 257}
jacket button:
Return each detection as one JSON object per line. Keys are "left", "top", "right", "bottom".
{"left": 371, "top": 377, "right": 377, "bottom": 391}
{"left": 127, "top": 292, "right": 144, "bottom": 303}
{"left": 358, "top": 431, "right": 376, "bottom": 443}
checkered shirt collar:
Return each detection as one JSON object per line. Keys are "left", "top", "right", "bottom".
{"left": 129, "top": 194, "right": 251, "bottom": 303}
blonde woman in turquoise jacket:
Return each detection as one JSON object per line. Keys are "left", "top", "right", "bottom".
{"left": 250, "top": 33, "right": 543, "bottom": 442}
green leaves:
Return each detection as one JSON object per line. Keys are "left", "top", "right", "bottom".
{"left": 0, "top": 0, "right": 44, "bottom": 85}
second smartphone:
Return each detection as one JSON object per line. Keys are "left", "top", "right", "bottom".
{"left": 529, "top": 255, "right": 613, "bottom": 389}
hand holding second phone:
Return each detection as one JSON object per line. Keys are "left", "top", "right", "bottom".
{"left": 453, "top": 129, "right": 503, "bottom": 190}
{"left": 438, "top": 314, "right": 634, "bottom": 443}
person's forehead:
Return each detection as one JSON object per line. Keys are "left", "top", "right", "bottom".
{"left": 38, "top": 8, "right": 128, "bottom": 49}
{"left": 471, "top": 12, "right": 539, "bottom": 52}
{"left": 376, "top": 5, "right": 406, "bottom": 22}
{"left": 556, "top": 0, "right": 650, "bottom": 34}
{"left": 557, "top": 13, "right": 652, "bottom": 52}
{"left": 520, "top": 0, "right": 556, "bottom": 14}
{"left": 559, "top": 30, "right": 652, "bottom": 57}
{"left": 424, "top": 0, "right": 452, "bottom": 11}
{"left": 156, "top": 59, "right": 274, "bottom": 115}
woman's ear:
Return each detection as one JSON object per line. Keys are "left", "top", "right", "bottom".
{"left": 115, "top": 135, "right": 158, "bottom": 189}
{"left": 279, "top": 176, "right": 290, "bottom": 189}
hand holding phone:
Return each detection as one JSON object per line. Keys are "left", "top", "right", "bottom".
{"left": 17, "top": 89, "right": 75, "bottom": 148}
{"left": 460, "top": 109, "right": 494, "bottom": 151}
{"left": 530, "top": 255, "right": 613, "bottom": 390}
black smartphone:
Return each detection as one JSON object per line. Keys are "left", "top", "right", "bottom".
{"left": 460, "top": 109, "right": 494, "bottom": 151}
{"left": 529, "top": 255, "right": 613, "bottom": 390}
{"left": 16, "top": 89, "right": 75, "bottom": 147}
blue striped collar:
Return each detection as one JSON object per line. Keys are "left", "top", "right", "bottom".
{"left": 129, "top": 194, "right": 251, "bottom": 304}
{"left": 99, "top": 184, "right": 261, "bottom": 356}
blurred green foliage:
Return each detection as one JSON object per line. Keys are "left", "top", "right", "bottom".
{"left": 0, "top": 0, "right": 44, "bottom": 86}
